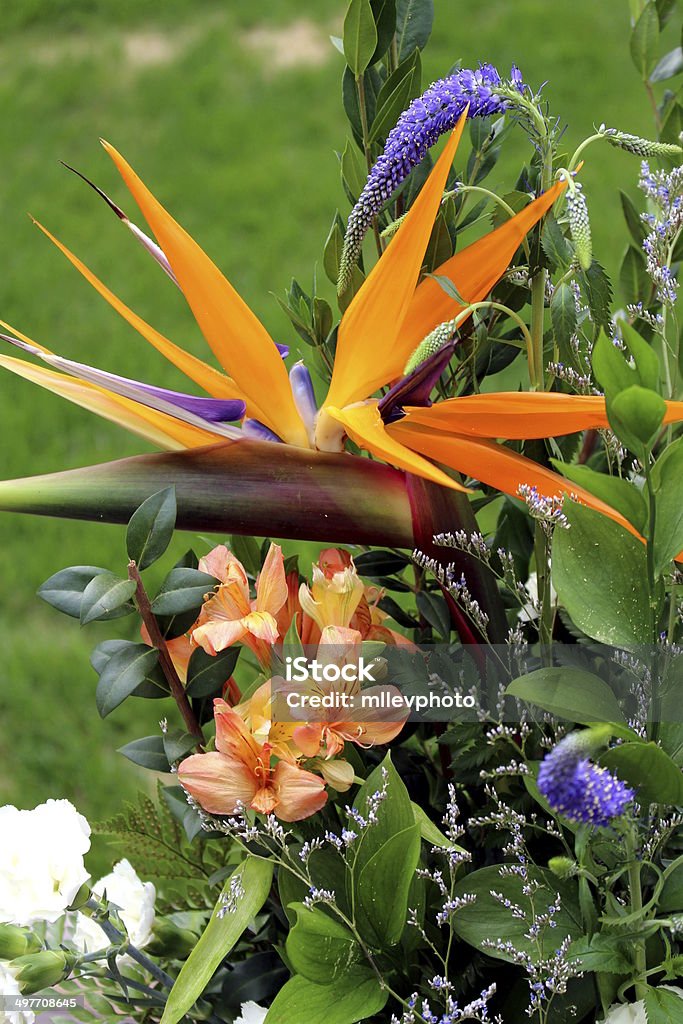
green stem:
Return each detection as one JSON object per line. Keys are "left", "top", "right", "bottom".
{"left": 644, "top": 463, "right": 662, "bottom": 740}
{"left": 625, "top": 828, "right": 648, "bottom": 1001}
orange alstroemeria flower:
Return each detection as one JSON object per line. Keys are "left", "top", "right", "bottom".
{"left": 3, "top": 113, "right": 682, "bottom": 539}
{"left": 177, "top": 697, "right": 327, "bottom": 822}
{"left": 192, "top": 542, "right": 288, "bottom": 666}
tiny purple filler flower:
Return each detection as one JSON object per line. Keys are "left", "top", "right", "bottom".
{"left": 537, "top": 731, "right": 634, "bottom": 827}
{"left": 338, "top": 63, "right": 525, "bottom": 291}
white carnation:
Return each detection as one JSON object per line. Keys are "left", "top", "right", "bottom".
{"left": 0, "top": 800, "right": 91, "bottom": 926}
{"left": 603, "top": 987, "right": 683, "bottom": 1022}
{"left": 0, "top": 961, "right": 35, "bottom": 1024}
{"left": 73, "top": 860, "right": 156, "bottom": 953}
{"left": 234, "top": 1003, "right": 268, "bottom": 1024}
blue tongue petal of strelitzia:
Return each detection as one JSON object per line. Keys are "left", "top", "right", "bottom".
{"left": 0, "top": 333, "right": 245, "bottom": 428}
{"left": 378, "top": 341, "right": 455, "bottom": 424}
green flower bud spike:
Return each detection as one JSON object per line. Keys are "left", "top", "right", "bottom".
{"left": 548, "top": 856, "right": 578, "bottom": 880}
{"left": 565, "top": 180, "right": 592, "bottom": 271}
{"left": 404, "top": 319, "right": 458, "bottom": 375}
{"left": 599, "top": 125, "right": 682, "bottom": 158}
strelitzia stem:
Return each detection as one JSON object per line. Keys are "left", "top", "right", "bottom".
{"left": 128, "top": 560, "right": 205, "bottom": 748}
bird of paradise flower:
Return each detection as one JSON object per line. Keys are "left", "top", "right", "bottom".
{"left": 1, "top": 108, "right": 682, "bottom": 621}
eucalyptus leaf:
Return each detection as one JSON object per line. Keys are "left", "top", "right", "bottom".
{"left": 151, "top": 568, "right": 215, "bottom": 616}
{"left": 117, "top": 735, "right": 169, "bottom": 772}
{"left": 185, "top": 646, "right": 240, "bottom": 699}
{"left": 80, "top": 573, "right": 136, "bottom": 626}
{"left": 38, "top": 565, "right": 111, "bottom": 619}
{"left": 95, "top": 644, "right": 161, "bottom": 717}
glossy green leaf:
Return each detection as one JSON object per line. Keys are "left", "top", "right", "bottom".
{"left": 117, "top": 735, "right": 169, "bottom": 772}
{"left": 38, "top": 565, "right": 110, "bottom": 619}
{"left": 185, "top": 646, "right": 240, "bottom": 699}
{"left": 620, "top": 319, "right": 661, "bottom": 391}
{"left": 343, "top": 0, "right": 378, "bottom": 75}
{"left": 552, "top": 500, "right": 653, "bottom": 649}
{"left": 541, "top": 215, "right": 572, "bottom": 270}
{"left": 161, "top": 857, "right": 274, "bottom": 1024}
{"left": 651, "top": 436, "right": 683, "bottom": 573}
{"left": 151, "top": 568, "right": 215, "bottom": 616}
{"left": 650, "top": 45, "right": 683, "bottom": 81}
{"left": 452, "top": 866, "right": 581, "bottom": 962}
{"left": 323, "top": 212, "right": 346, "bottom": 286}
{"left": 369, "top": 0, "right": 397, "bottom": 63}
{"left": 506, "top": 667, "right": 627, "bottom": 725}
{"left": 630, "top": 2, "right": 660, "bottom": 78}
{"left": 350, "top": 755, "right": 419, "bottom": 946}
{"left": 162, "top": 730, "right": 197, "bottom": 764}
{"left": 601, "top": 741, "right": 683, "bottom": 805}
{"left": 416, "top": 589, "right": 451, "bottom": 639}
{"left": 95, "top": 643, "right": 161, "bottom": 717}
{"left": 550, "top": 460, "right": 647, "bottom": 533}
{"left": 286, "top": 904, "right": 360, "bottom": 984}
{"left": 659, "top": 862, "right": 683, "bottom": 912}
{"left": 340, "top": 138, "right": 367, "bottom": 202}
{"left": 265, "top": 968, "right": 387, "bottom": 1024}
{"left": 229, "top": 534, "right": 262, "bottom": 577}
{"left": 126, "top": 486, "right": 176, "bottom": 571}
{"left": 412, "top": 802, "right": 452, "bottom": 847}
{"left": 80, "top": 573, "right": 136, "bottom": 625}
{"left": 610, "top": 385, "right": 666, "bottom": 451}
{"left": 368, "top": 49, "right": 421, "bottom": 143}
{"left": 396, "top": 0, "right": 434, "bottom": 60}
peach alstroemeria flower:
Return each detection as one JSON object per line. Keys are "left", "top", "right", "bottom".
{"left": 287, "top": 627, "right": 408, "bottom": 760}
{"left": 192, "top": 543, "right": 288, "bottom": 665}
{"left": 299, "top": 552, "right": 365, "bottom": 641}
{"left": 177, "top": 697, "right": 326, "bottom": 822}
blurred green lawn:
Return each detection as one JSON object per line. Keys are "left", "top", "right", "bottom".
{"left": 0, "top": 0, "right": 664, "bottom": 873}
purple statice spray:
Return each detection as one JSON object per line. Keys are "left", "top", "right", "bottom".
{"left": 537, "top": 729, "right": 634, "bottom": 827}
{"left": 338, "top": 64, "right": 525, "bottom": 293}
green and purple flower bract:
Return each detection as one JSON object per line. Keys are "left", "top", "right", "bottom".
{"left": 338, "top": 63, "right": 524, "bottom": 291}
{"left": 537, "top": 732, "right": 634, "bottom": 827}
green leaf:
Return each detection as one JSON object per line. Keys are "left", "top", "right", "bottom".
{"left": 416, "top": 590, "right": 451, "bottom": 639}
{"left": 601, "top": 741, "right": 683, "bottom": 805}
{"left": 286, "top": 904, "right": 360, "bottom": 983}
{"left": 412, "top": 801, "right": 454, "bottom": 848}
{"left": 151, "top": 568, "right": 215, "bottom": 616}
{"left": 349, "top": 755, "right": 420, "bottom": 946}
{"left": 452, "top": 866, "right": 581, "bottom": 962}
{"left": 324, "top": 212, "right": 346, "bottom": 286}
{"left": 592, "top": 331, "right": 639, "bottom": 398}
{"left": 118, "top": 735, "right": 169, "bottom": 772}
{"left": 354, "top": 550, "right": 409, "bottom": 576}
{"left": 661, "top": 100, "right": 683, "bottom": 146}
{"left": 541, "top": 215, "right": 572, "bottom": 270}
{"left": 96, "top": 644, "right": 161, "bottom": 717}
{"left": 579, "top": 259, "right": 612, "bottom": 328}
{"left": 610, "top": 385, "right": 666, "bottom": 450}
{"left": 396, "top": 0, "right": 434, "bottom": 60}
{"left": 550, "top": 281, "right": 578, "bottom": 356}
{"left": 506, "top": 667, "right": 627, "bottom": 725}
{"left": 659, "top": 862, "right": 683, "bottom": 912}
{"left": 620, "top": 321, "right": 660, "bottom": 390}
{"left": 620, "top": 190, "right": 647, "bottom": 246}
{"left": 652, "top": 44, "right": 683, "bottom": 85}
{"left": 619, "top": 245, "right": 650, "bottom": 305}
{"left": 185, "top": 647, "right": 240, "bottom": 699}
{"left": 651, "top": 437, "right": 683, "bottom": 573}
{"left": 340, "top": 138, "right": 367, "bottom": 202}
{"left": 162, "top": 730, "right": 197, "bottom": 764}
{"left": 161, "top": 857, "right": 274, "bottom": 1024}
{"left": 630, "top": 2, "right": 660, "bottom": 78}
{"left": 656, "top": 0, "right": 677, "bottom": 28}
{"left": 567, "top": 934, "right": 632, "bottom": 974}
{"left": 38, "top": 565, "right": 110, "bottom": 619}
{"left": 550, "top": 460, "right": 647, "bottom": 533}
{"left": 369, "top": 0, "right": 397, "bottom": 63}
{"left": 343, "top": 0, "right": 378, "bottom": 75}
{"left": 644, "top": 986, "right": 683, "bottom": 1021}
{"left": 265, "top": 968, "right": 387, "bottom": 1024}
{"left": 368, "top": 49, "right": 421, "bottom": 143}
{"left": 126, "top": 487, "right": 176, "bottom": 571}
{"left": 80, "top": 573, "right": 136, "bottom": 626}
{"left": 552, "top": 500, "right": 653, "bottom": 649}
{"left": 229, "top": 535, "right": 262, "bottom": 577}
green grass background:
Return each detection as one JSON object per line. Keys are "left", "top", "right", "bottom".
{"left": 0, "top": 0, "right": 668, "bottom": 873}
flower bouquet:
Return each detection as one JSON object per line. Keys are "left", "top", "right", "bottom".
{"left": 1, "top": 2, "right": 683, "bottom": 1022}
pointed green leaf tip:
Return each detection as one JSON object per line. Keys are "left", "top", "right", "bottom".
{"left": 126, "top": 486, "right": 177, "bottom": 571}
{"left": 343, "top": 0, "right": 378, "bottom": 75}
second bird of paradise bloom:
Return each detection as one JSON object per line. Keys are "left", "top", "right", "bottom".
{"left": 2, "top": 67, "right": 683, "bottom": 552}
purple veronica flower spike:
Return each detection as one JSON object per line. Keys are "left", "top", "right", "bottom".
{"left": 338, "top": 63, "right": 525, "bottom": 292}
{"left": 537, "top": 732, "right": 634, "bottom": 827}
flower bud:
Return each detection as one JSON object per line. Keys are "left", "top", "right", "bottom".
{"left": 317, "top": 758, "right": 355, "bottom": 792}
{"left": 566, "top": 184, "right": 592, "bottom": 271}
{"left": 145, "top": 919, "right": 198, "bottom": 960}
{"left": 600, "top": 126, "right": 682, "bottom": 158}
{"left": 11, "top": 950, "right": 73, "bottom": 994}
{"left": 404, "top": 320, "right": 457, "bottom": 375}
{"left": 547, "top": 856, "right": 577, "bottom": 880}
{"left": 0, "top": 924, "right": 42, "bottom": 960}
